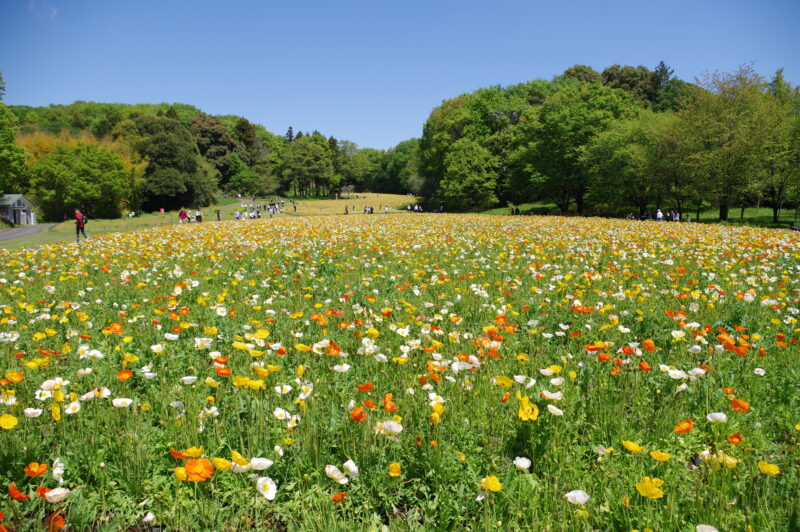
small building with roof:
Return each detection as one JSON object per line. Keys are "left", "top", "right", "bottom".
{"left": 0, "top": 194, "right": 36, "bottom": 225}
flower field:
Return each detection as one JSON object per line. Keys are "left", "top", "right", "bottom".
{"left": 0, "top": 214, "right": 798, "bottom": 531}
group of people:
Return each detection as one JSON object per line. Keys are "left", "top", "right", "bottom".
{"left": 178, "top": 209, "right": 205, "bottom": 223}
{"left": 234, "top": 201, "right": 283, "bottom": 221}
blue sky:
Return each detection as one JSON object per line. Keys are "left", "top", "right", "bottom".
{"left": 1, "top": 0, "right": 798, "bottom": 149}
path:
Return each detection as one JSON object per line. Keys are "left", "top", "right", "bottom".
{"left": 0, "top": 225, "right": 45, "bottom": 242}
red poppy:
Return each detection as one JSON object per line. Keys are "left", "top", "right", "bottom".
{"left": 9, "top": 481, "right": 30, "bottom": 501}
{"left": 331, "top": 492, "right": 346, "bottom": 503}
{"left": 356, "top": 382, "right": 374, "bottom": 392}
{"left": 170, "top": 447, "right": 188, "bottom": 459}
{"left": 501, "top": 391, "right": 511, "bottom": 403}
{"left": 597, "top": 352, "right": 610, "bottom": 362}
{"left": 728, "top": 433, "right": 742, "bottom": 445}
{"left": 363, "top": 400, "right": 375, "bottom": 409}
{"left": 215, "top": 367, "right": 231, "bottom": 377}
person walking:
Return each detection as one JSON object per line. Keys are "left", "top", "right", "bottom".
{"left": 75, "top": 209, "right": 88, "bottom": 241}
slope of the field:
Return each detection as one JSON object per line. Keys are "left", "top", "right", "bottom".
{"left": 0, "top": 214, "right": 798, "bottom": 531}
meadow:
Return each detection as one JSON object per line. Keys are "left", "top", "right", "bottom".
{"left": 0, "top": 214, "right": 798, "bottom": 531}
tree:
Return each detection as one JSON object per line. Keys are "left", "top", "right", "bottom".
{"left": 512, "top": 82, "right": 639, "bottom": 213}
{"left": 602, "top": 64, "right": 657, "bottom": 105}
{"left": 189, "top": 113, "right": 243, "bottom": 188}
{"left": 281, "top": 136, "right": 334, "bottom": 196}
{"left": 285, "top": 127, "right": 294, "bottom": 143}
{"left": 0, "top": 104, "right": 30, "bottom": 195}
{"left": 678, "top": 66, "right": 771, "bottom": 221}
{"left": 562, "top": 65, "right": 602, "bottom": 83}
{"left": 29, "top": 143, "right": 129, "bottom": 221}
{"left": 132, "top": 114, "right": 215, "bottom": 211}
{"left": 435, "top": 138, "right": 497, "bottom": 211}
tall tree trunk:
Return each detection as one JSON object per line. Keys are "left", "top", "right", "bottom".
{"left": 719, "top": 197, "right": 729, "bottom": 221}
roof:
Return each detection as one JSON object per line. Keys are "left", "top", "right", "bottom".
{"left": 0, "top": 194, "right": 34, "bottom": 207}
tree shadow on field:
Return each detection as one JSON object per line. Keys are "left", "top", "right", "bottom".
{"left": 503, "top": 419, "right": 552, "bottom": 471}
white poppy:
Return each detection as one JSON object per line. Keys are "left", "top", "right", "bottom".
{"left": 256, "top": 477, "right": 277, "bottom": 500}
{"left": 564, "top": 490, "right": 590, "bottom": 505}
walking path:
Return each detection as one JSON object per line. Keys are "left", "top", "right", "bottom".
{"left": 0, "top": 225, "right": 45, "bottom": 242}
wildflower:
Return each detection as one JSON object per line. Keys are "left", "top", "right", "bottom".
{"left": 706, "top": 412, "right": 727, "bottom": 423}
{"left": 249, "top": 457, "right": 273, "bottom": 471}
{"left": 343, "top": 459, "right": 359, "bottom": 477}
{"left": 44, "top": 487, "right": 71, "bottom": 503}
{"left": 331, "top": 492, "right": 346, "bottom": 502}
{"left": 9, "top": 481, "right": 30, "bottom": 501}
{"left": 24, "top": 408, "right": 43, "bottom": 418}
{"left": 674, "top": 418, "right": 694, "bottom": 433}
{"left": 112, "top": 398, "right": 133, "bottom": 408}
{"left": 480, "top": 476, "right": 503, "bottom": 492}
{"left": 212, "top": 458, "right": 232, "bottom": 471}
{"left": 622, "top": 441, "right": 644, "bottom": 453}
{"left": 635, "top": 477, "right": 665, "bottom": 499}
{"left": 517, "top": 393, "right": 539, "bottom": 421}
{"left": 649, "top": 450, "right": 671, "bottom": 462}
{"left": 256, "top": 477, "right": 277, "bottom": 500}
{"left": 513, "top": 456, "right": 531, "bottom": 471}
{"left": 547, "top": 405, "right": 564, "bottom": 416}
{"left": 184, "top": 458, "right": 214, "bottom": 481}
{"left": 24, "top": 462, "right": 48, "bottom": 477}
{"left": 350, "top": 407, "right": 366, "bottom": 423}
{"left": 757, "top": 461, "right": 780, "bottom": 476}
{"left": 325, "top": 465, "right": 348, "bottom": 484}
{"left": 64, "top": 401, "right": 81, "bottom": 415}
{"left": 182, "top": 446, "right": 204, "bottom": 458}
{"left": 388, "top": 462, "right": 401, "bottom": 477}
{"left": 728, "top": 433, "right": 742, "bottom": 445}
{"left": 564, "top": 490, "right": 590, "bottom": 505}
{"left": 730, "top": 398, "right": 750, "bottom": 414}
{"left": 0, "top": 414, "right": 19, "bottom": 430}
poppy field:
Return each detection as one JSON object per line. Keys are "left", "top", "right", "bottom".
{"left": 0, "top": 214, "right": 798, "bottom": 531}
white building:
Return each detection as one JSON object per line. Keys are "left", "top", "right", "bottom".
{"left": 0, "top": 194, "right": 36, "bottom": 225}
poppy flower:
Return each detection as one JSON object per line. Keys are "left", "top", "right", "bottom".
{"left": 331, "top": 492, "right": 346, "bottom": 503}
{"left": 731, "top": 398, "right": 750, "bottom": 413}
{"left": 350, "top": 407, "right": 366, "bottom": 423}
{"left": 674, "top": 418, "right": 694, "bottom": 433}
{"left": 356, "top": 382, "right": 374, "bottom": 392}
{"left": 728, "top": 433, "right": 742, "bottom": 445}
{"left": 9, "top": 481, "right": 30, "bottom": 501}
{"left": 382, "top": 393, "right": 398, "bottom": 413}
{"left": 24, "top": 462, "right": 48, "bottom": 477}
{"left": 635, "top": 477, "right": 665, "bottom": 499}
{"left": 184, "top": 458, "right": 214, "bottom": 481}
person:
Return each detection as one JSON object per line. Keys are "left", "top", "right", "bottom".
{"left": 216, "top": 209, "right": 221, "bottom": 221}
{"left": 656, "top": 209, "right": 663, "bottom": 221}
{"left": 195, "top": 210, "right": 202, "bottom": 223}
{"left": 75, "top": 209, "right": 88, "bottom": 241}
{"left": 235, "top": 210, "right": 240, "bottom": 221}
{"left": 345, "top": 206, "right": 349, "bottom": 215}
{"left": 179, "top": 209, "right": 188, "bottom": 224}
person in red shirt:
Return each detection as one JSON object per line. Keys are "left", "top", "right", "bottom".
{"left": 75, "top": 209, "right": 87, "bottom": 241}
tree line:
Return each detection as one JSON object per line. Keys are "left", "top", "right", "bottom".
{"left": 2, "top": 62, "right": 798, "bottom": 223}
{"left": 418, "top": 63, "right": 800, "bottom": 222}
{"left": 0, "top": 73, "right": 421, "bottom": 222}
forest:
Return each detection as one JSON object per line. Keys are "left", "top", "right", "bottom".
{"left": 1, "top": 62, "right": 798, "bottom": 222}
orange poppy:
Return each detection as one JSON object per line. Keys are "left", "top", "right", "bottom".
{"left": 642, "top": 339, "right": 655, "bottom": 352}
{"left": 331, "top": 492, "right": 346, "bottom": 503}
{"left": 674, "top": 418, "right": 694, "bottom": 433}
{"left": 363, "top": 400, "right": 375, "bottom": 409}
{"left": 24, "top": 462, "right": 48, "bottom": 477}
{"left": 597, "top": 352, "right": 610, "bottom": 362}
{"left": 36, "top": 485, "right": 52, "bottom": 498}
{"left": 730, "top": 398, "right": 750, "bottom": 414}
{"left": 215, "top": 367, "right": 231, "bottom": 377}
{"left": 728, "top": 433, "right": 742, "bottom": 445}
{"left": 350, "top": 407, "right": 366, "bottom": 423}
{"left": 116, "top": 369, "right": 133, "bottom": 381}
{"left": 639, "top": 361, "right": 652, "bottom": 372}
{"left": 357, "top": 382, "right": 374, "bottom": 392}
{"left": 501, "top": 391, "right": 511, "bottom": 403}
{"left": 9, "top": 481, "right": 30, "bottom": 501}
{"left": 382, "top": 393, "right": 398, "bottom": 413}
{"left": 47, "top": 511, "right": 65, "bottom": 531}
{"left": 184, "top": 458, "right": 214, "bottom": 481}
{"left": 170, "top": 447, "right": 188, "bottom": 459}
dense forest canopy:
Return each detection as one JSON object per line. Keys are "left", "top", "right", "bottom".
{"left": 1, "top": 62, "right": 798, "bottom": 222}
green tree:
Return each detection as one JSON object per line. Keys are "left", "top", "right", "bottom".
{"left": 29, "top": 143, "right": 129, "bottom": 221}
{"left": 281, "top": 136, "right": 334, "bottom": 196}
{"left": 512, "top": 82, "right": 639, "bottom": 213}
{"left": 562, "top": 65, "right": 602, "bottom": 83}
{"left": 0, "top": 104, "right": 30, "bottom": 195}
{"left": 435, "top": 138, "right": 497, "bottom": 211}
{"left": 602, "top": 64, "right": 657, "bottom": 105}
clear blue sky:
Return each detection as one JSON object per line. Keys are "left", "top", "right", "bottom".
{"left": 1, "top": 0, "right": 798, "bottom": 149}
